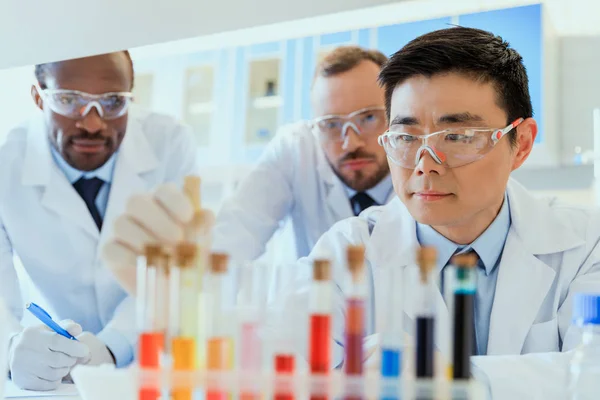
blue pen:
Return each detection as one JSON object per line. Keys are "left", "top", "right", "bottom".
{"left": 26, "top": 302, "right": 77, "bottom": 340}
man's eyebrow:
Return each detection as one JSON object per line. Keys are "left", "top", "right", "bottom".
{"left": 437, "top": 112, "right": 485, "bottom": 124}
{"left": 390, "top": 116, "right": 419, "bottom": 125}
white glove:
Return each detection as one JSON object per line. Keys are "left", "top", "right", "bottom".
{"left": 9, "top": 320, "right": 90, "bottom": 391}
{"left": 102, "top": 183, "right": 214, "bottom": 295}
{"left": 75, "top": 332, "right": 115, "bottom": 366}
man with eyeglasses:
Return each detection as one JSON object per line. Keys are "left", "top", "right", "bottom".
{"left": 103, "top": 46, "right": 393, "bottom": 292}
{"left": 0, "top": 51, "right": 197, "bottom": 390}
{"left": 275, "top": 27, "right": 600, "bottom": 398}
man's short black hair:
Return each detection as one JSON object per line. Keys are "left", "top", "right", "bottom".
{"left": 378, "top": 26, "right": 533, "bottom": 147}
{"left": 34, "top": 50, "right": 135, "bottom": 90}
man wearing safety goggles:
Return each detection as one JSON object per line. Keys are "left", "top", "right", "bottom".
{"left": 271, "top": 26, "right": 600, "bottom": 399}
{"left": 102, "top": 45, "right": 393, "bottom": 285}
{"left": 0, "top": 51, "right": 197, "bottom": 390}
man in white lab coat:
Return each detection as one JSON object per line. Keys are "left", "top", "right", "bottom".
{"left": 103, "top": 46, "right": 393, "bottom": 277}
{"left": 0, "top": 51, "right": 197, "bottom": 390}
{"left": 278, "top": 27, "right": 600, "bottom": 398}
{"left": 103, "top": 28, "right": 599, "bottom": 398}
{"left": 214, "top": 46, "right": 394, "bottom": 262}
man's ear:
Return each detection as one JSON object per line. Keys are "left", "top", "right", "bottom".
{"left": 31, "top": 85, "right": 43, "bottom": 110}
{"left": 511, "top": 117, "right": 537, "bottom": 171}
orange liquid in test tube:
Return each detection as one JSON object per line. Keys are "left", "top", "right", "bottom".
{"left": 206, "top": 337, "right": 234, "bottom": 400}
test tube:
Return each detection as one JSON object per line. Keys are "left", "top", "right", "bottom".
{"left": 415, "top": 247, "right": 437, "bottom": 380}
{"left": 344, "top": 246, "right": 367, "bottom": 400}
{"left": 309, "top": 259, "right": 332, "bottom": 400}
{"left": 237, "top": 262, "right": 268, "bottom": 400}
{"left": 183, "top": 175, "right": 211, "bottom": 369}
{"left": 379, "top": 265, "right": 404, "bottom": 400}
{"left": 450, "top": 253, "right": 477, "bottom": 381}
{"left": 168, "top": 242, "right": 199, "bottom": 400}
{"left": 205, "top": 253, "right": 234, "bottom": 400}
{"left": 137, "top": 244, "right": 166, "bottom": 400}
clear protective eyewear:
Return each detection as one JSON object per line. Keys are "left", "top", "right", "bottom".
{"left": 378, "top": 118, "right": 524, "bottom": 168}
{"left": 41, "top": 88, "right": 134, "bottom": 120}
{"left": 312, "top": 106, "right": 387, "bottom": 143}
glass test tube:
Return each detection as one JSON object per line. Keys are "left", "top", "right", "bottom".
{"left": 183, "top": 175, "right": 211, "bottom": 369}
{"left": 415, "top": 247, "right": 437, "bottom": 379}
{"left": 271, "top": 301, "right": 297, "bottom": 400}
{"left": 451, "top": 253, "right": 477, "bottom": 381}
{"left": 205, "top": 253, "right": 234, "bottom": 400}
{"left": 380, "top": 265, "right": 404, "bottom": 381}
{"left": 309, "top": 259, "right": 332, "bottom": 400}
{"left": 137, "top": 244, "right": 166, "bottom": 400}
{"left": 344, "top": 246, "right": 367, "bottom": 400}
{"left": 168, "top": 242, "right": 199, "bottom": 400}
{"left": 237, "top": 262, "right": 268, "bottom": 400}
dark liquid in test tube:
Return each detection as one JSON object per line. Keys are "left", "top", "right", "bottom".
{"left": 453, "top": 293, "right": 474, "bottom": 379}
{"left": 415, "top": 317, "right": 435, "bottom": 378}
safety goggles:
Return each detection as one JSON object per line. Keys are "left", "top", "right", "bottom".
{"left": 312, "top": 106, "right": 387, "bottom": 143}
{"left": 378, "top": 118, "right": 524, "bottom": 169}
{"left": 41, "top": 89, "right": 134, "bottom": 120}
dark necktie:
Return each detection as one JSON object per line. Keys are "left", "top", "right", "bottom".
{"left": 73, "top": 177, "right": 104, "bottom": 230}
{"left": 350, "top": 192, "right": 377, "bottom": 216}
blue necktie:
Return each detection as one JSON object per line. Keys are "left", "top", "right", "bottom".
{"left": 73, "top": 177, "right": 104, "bottom": 230}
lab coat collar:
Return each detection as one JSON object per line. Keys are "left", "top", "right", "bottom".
{"left": 21, "top": 110, "right": 159, "bottom": 240}
{"left": 505, "top": 178, "right": 584, "bottom": 254}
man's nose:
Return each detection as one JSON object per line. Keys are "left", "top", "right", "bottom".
{"left": 76, "top": 107, "right": 106, "bottom": 133}
{"left": 341, "top": 123, "right": 365, "bottom": 152}
{"left": 414, "top": 146, "right": 447, "bottom": 176}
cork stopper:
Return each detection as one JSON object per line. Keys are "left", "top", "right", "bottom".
{"left": 174, "top": 242, "right": 197, "bottom": 267}
{"left": 452, "top": 253, "right": 478, "bottom": 269}
{"left": 210, "top": 252, "right": 229, "bottom": 274}
{"left": 183, "top": 175, "right": 201, "bottom": 211}
{"left": 346, "top": 245, "right": 365, "bottom": 273}
{"left": 313, "top": 259, "right": 331, "bottom": 281}
{"left": 144, "top": 244, "right": 162, "bottom": 265}
{"left": 416, "top": 246, "right": 437, "bottom": 283}
{"left": 158, "top": 250, "right": 170, "bottom": 275}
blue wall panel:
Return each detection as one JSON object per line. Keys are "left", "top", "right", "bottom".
{"left": 459, "top": 4, "right": 543, "bottom": 142}
{"left": 358, "top": 28, "right": 371, "bottom": 48}
{"left": 300, "top": 37, "right": 316, "bottom": 120}
{"left": 376, "top": 17, "right": 452, "bottom": 57}
{"left": 282, "top": 39, "right": 297, "bottom": 124}
{"left": 320, "top": 31, "right": 353, "bottom": 46}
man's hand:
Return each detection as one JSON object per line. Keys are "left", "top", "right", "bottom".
{"left": 102, "top": 183, "right": 215, "bottom": 295}
{"left": 9, "top": 320, "right": 89, "bottom": 390}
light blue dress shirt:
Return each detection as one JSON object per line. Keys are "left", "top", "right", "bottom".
{"left": 416, "top": 194, "right": 511, "bottom": 355}
{"left": 49, "top": 146, "right": 133, "bottom": 366}
{"left": 50, "top": 146, "right": 117, "bottom": 219}
{"left": 344, "top": 173, "right": 394, "bottom": 211}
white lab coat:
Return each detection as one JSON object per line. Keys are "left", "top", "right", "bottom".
{"left": 0, "top": 106, "right": 197, "bottom": 366}
{"left": 283, "top": 179, "right": 600, "bottom": 399}
{"left": 213, "top": 121, "right": 394, "bottom": 262}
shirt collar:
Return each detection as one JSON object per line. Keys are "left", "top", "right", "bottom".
{"left": 416, "top": 193, "right": 511, "bottom": 275}
{"left": 344, "top": 173, "right": 393, "bottom": 205}
{"left": 50, "top": 144, "right": 117, "bottom": 184}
